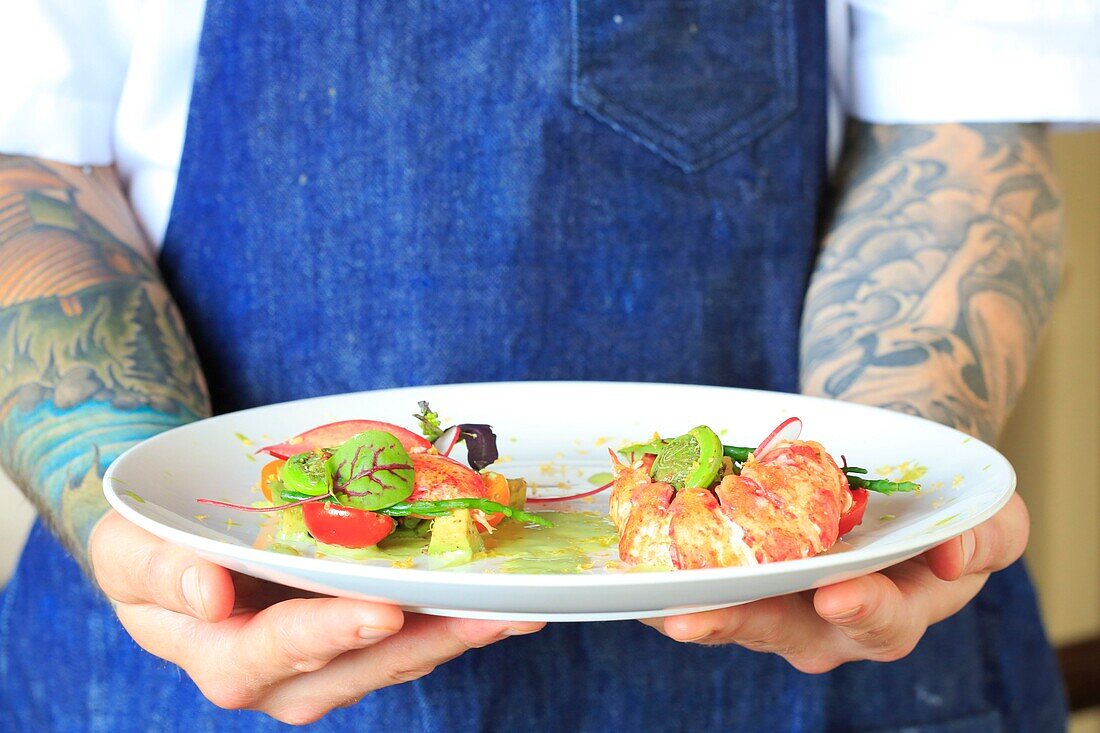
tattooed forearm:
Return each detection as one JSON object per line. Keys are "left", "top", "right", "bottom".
{"left": 0, "top": 156, "right": 210, "bottom": 566}
{"left": 800, "top": 123, "right": 1063, "bottom": 443}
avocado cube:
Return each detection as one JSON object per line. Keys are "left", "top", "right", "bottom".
{"left": 427, "top": 509, "right": 484, "bottom": 569}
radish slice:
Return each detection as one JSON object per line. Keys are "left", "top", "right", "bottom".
{"left": 754, "top": 416, "right": 802, "bottom": 459}
{"left": 527, "top": 480, "right": 613, "bottom": 504}
{"left": 258, "top": 420, "right": 431, "bottom": 459}
{"left": 433, "top": 425, "right": 462, "bottom": 456}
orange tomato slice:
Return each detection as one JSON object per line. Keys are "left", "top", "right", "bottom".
{"left": 482, "top": 471, "right": 511, "bottom": 528}
{"left": 260, "top": 459, "right": 286, "bottom": 502}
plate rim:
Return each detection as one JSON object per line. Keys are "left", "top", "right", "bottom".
{"left": 103, "top": 380, "right": 1017, "bottom": 587}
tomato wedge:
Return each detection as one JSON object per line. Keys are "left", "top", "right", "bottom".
{"left": 481, "top": 471, "right": 511, "bottom": 528}
{"left": 258, "top": 420, "right": 431, "bottom": 459}
{"left": 301, "top": 502, "right": 395, "bottom": 548}
{"left": 838, "top": 488, "right": 869, "bottom": 537}
{"left": 260, "top": 459, "right": 285, "bottom": 502}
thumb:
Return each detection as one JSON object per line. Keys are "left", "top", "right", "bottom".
{"left": 90, "top": 510, "right": 235, "bottom": 621}
{"left": 923, "top": 493, "right": 1029, "bottom": 582}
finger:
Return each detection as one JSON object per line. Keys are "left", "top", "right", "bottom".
{"left": 887, "top": 559, "right": 990, "bottom": 627}
{"left": 90, "top": 510, "right": 235, "bottom": 621}
{"left": 923, "top": 535, "right": 969, "bottom": 582}
{"left": 814, "top": 571, "right": 927, "bottom": 662}
{"left": 814, "top": 561, "right": 988, "bottom": 663}
{"left": 264, "top": 615, "right": 544, "bottom": 724}
{"left": 641, "top": 607, "right": 730, "bottom": 642}
{"left": 239, "top": 597, "right": 406, "bottom": 679}
{"left": 114, "top": 598, "right": 203, "bottom": 661}
{"left": 229, "top": 571, "right": 325, "bottom": 611}
{"left": 117, "top": 596, "right": 405, "bottom": 710}
{"left": 645, "top": 595, "right": 846, "bottom": 673}
{"left": 824, "top": 494, "right": 1029, "bottom": 663}
{"left": 925, "top": 493, "right": 1029, "bottom": 581}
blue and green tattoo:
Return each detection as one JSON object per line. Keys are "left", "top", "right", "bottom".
{"left": 0, "top": 156, "right": 210, "bottom": 566}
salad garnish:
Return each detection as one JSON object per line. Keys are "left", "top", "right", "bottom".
{"left": 415, "top": 401, "right": 500, "bottom": 470}
{"left": 329, "top": 431, "right": 414, "bottom": 508}
{"left": 414, "top": 401, "right": 445, "bottom": 442}
{"left": 200, "top": 405, "right": 547, "bottom": 564}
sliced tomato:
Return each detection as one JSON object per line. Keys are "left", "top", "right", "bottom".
{"left": 260, "top": 459, "right": 285, "bottom": 502}
{"left": 301, "top": 501, "right": 395, "bottom": 548}
{"left": 838, "top": 488, "right": 869, "bottom": 537}
{"left": 481, "top": 471, "right": 511, "bottom": 528}
{"left": 258, "top": 420, "right": 431, "bottom": 459}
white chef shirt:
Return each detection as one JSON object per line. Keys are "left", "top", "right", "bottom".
{"left": 1, "top": 0, "right": 1098, "bottom": 248}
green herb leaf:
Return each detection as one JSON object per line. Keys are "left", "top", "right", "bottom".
{"left": 329, "top": 430, "right": 415, "bottom": 510}
{"left": 650, "top": 426, "right": 722, "bottom": 491}
{"left": 721, "top": 444, "right": 752, "bottom": 462}
{"left": 281, "top": 449, "right": 333, "bottom": 496}
{"left": 415, "top": 401, "right": 445, "bottom": 442}
{"left": 618, "top": 439, "right": 667, "bottom": 457}
{"left": 846, "top": 475, "right": 920, "bottom": 494}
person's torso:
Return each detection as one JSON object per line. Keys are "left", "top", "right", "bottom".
{"left": 160, "top": 0, "right": 827, "bottom": 410}
{"left": 0, "top": 3, "right": 1068, "bottom": 731}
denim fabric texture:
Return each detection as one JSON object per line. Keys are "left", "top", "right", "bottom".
{"left": 573, "top": 0, "right": 798, "bottom": 171}
{"left": 0, "top": 1, "right": 1068, "bottom": 731}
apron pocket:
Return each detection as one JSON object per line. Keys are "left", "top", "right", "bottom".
{"left": 572, "top": 0, "right": 797, "bottom": 172}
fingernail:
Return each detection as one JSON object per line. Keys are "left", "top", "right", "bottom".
{"left": 358, "top": 625, "right": 398, "bottom": 641}
{"left": 961, "top": 531, "right": 976, "bottom": 570}
{"left": 500, "top": 624, "right": 542, "bottom": 638}
{"left": 669, "top": 620, "right": 718, "bottom": 643}
{"left": 181, "top": 566, "right": 206, "bottom": 618}
{"left": 825, "top": 605, "right": 861, "bottom": 623}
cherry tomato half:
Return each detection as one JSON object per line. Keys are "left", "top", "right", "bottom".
{"left": 838, "top": 488, "right": 869, "bottom": 537}
{"left": 302, "top": 501, "right": 395, "bottom": 548}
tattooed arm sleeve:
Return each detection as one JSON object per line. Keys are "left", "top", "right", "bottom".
{"left": 800, "top": 123, "right": 1063, "bottom": 443}
{"left": 0, "top": 156, "right": 210, "bottom": 567}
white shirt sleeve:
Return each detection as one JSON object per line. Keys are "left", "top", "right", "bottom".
{"left": 840, "top": 0, "right": 1100, "bottom": 123}
{"left": 0, "top": 1, "right": 140, "bottom": 165}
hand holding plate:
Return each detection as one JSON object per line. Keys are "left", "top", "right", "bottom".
{"left": 89, "top": 510, "right": 543, "bottom": 724}
{"left": 643, "top": 493, "right": 1029, "bottom": 671}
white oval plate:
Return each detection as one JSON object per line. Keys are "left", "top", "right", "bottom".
{"left": 104, "top": 382, "right": 1014, "bottom": 622}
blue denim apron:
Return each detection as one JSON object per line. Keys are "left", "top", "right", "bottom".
{"left": 0, "top": 1, "right": 1068, "bottom": 731}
